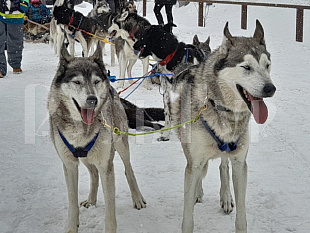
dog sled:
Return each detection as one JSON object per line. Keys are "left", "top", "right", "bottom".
{"left": 23, "top": 18, "right": 50, "bottom": 43}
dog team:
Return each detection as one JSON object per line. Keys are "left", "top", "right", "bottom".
{"left": 48, "top": 0, "right": 276, "bottom": 232}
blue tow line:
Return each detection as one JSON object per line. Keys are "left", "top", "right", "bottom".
{"left": 123, "top": 78, "right": 145, "bottom": 99}
{"left": 108, "top": 62, "right": 173, "bottom": 99}
{"left": 108, "top": 73, "right": 173, "bottom": 83}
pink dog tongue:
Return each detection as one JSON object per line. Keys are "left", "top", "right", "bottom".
{"left": 81, "top": 109, "right": 95, "bottom": 125}
{"left": 248, "top": 94, "right": 268, "bottom": 124}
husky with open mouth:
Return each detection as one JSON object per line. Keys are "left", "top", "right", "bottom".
{"left": 167, "top": 20, "right": 276, "bottom": 233}
{"left": 48, "top": 44, "right": 146, "bottom": 233}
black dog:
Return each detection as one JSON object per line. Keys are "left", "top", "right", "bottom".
{"left": 121, "top": 98, "right": 165, "bottom": 130}
{"left": 133, "top": 23, "right": 211, "bottom": 141}
{"left": 133, "top": 23, "right": 209, "bottom": 72}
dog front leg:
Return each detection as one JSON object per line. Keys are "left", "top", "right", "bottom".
{"left": 111, "top": 44, "right": 116, "bottom": 67}
{"left": 67, "top": 38, "right": 75, "bottom": 57}
{"left": 220, "top": 156, "right": 234, "bottom": 214}
{"left": 182, "top": 162, "right": 204, "bottom": 233}
{"left": 56, "top": 27, "right": 65, "bottom": 56}
{"left": 115, "top": 139, "right": 146, "bottom": 209}
{"left": 62, "top": 162, "right": 79, "bottom": 233}
{"left": 230, "top": 151, "right": 248, "bottom": 233}
{"left": 80, "top": 160, "right": 99, "bottom": 208}
{"left": 158, "top": 82, "right": 171, "bottom": 141}
{"left": 195, "top": 161, "right": 209, "bottom": 203}
{"left": 142, "top": 57, "right": 152, "bottom": 90}
{"left": 117, "top": 53, "right": 127, "bottom": 89}
{"left": 97, "top": 153, "right": 117, "bottom": 233}
{"left": 126, "top": 59, "right": 136, "bottom": 84}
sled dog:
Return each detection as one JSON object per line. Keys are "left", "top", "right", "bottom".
{"left": 79, "top": 0, "right": 112, "bottom": 57}
{"left": 168, "top": 20, "right": 276, "bottom": 233}
{"left": 110, "top": 0, "right": 138, "bottom": 66}
{"left": 108, "top": 11, "right": 152, "bottom": 90}
{"left": 48, "top": 44, "right": 146, "bottom": 233}
{"left": 192, "top": 34, "right": 211, "bottom": 58}
{"left": 133, "top": 23, "right": 210, "bottom": 141}
{"left": 121, "top": 98, "right": 165, "bottom": 130}
{"left": 50, "top": 0, "right": 75, "bottom": 56}
{"left": 50, "top": 0, "right": 111, "bottom": 57}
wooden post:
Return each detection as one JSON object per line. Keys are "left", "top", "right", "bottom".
{"left": 143, "top": 0, "right": 146, "bottom": 17}
{"left": 241, "top": 4, "right": 247, "bottom": 30}
{"left": 198, "top": 1, "right": 204, "bottom": 27}
{"left": 296, "top": 7, "right": 304, "bottom": 42}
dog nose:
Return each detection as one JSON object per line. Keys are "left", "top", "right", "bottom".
{"left": 86, "top": 96, "right": 98, "bottom": 108}
{"left": 263, "top": 83, "right": 276, "bottom": 97}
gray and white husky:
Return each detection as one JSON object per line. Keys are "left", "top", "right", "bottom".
{"left": 168, "top": 20, "right": 276, "bottom": 233}
{"left": 48, "top": 45, "right": 146, "bottom": 233}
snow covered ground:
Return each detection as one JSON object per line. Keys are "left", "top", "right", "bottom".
{"left": 0, "top": 1, "right": 310, "bottom": 232}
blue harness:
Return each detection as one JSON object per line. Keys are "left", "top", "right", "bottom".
{"left": 58, "top": 129, "right": 100, "bottom": 158}
{"left": 199, "top": 101, "right": 241, "bottom": 152}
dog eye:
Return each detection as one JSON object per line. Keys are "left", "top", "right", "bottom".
{"left": 266, "top": 64, "right": 270, "bottom": 69}
{"left": 73, "top": 81, "right": 81, "bottom": 85}
{"left": 241, "top": 65, "right": 251, "bottom": 71}
{"left": 94, "top": 80, "right": 100, "bottom": 85}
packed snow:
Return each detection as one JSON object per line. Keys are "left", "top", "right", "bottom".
{"left": 0, "top": 0, "right": 310, "bottom": 232}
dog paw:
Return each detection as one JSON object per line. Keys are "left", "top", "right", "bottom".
{"left": 220, "top": 195, "right": 234, "bottom": 214}
{"left": 157, "top": 136, "right": 170, "bottom": 141}
{"left": 195, "top": 183, "right": 204, "bottom": 204}
{"left": 65, "top": 225, "right": 78, "bottom": 233}
{"left": 132, "top": 196, "right": 147, "bottom": 210}
{"left": 80, "top": 200, "right": 96, "bottom": 208}
{"left": 196, "top": 197, "right": 203, "bottom": 203}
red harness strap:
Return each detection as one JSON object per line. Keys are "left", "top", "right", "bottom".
{"left": 69, "top": 15, "right": 74, "bottom": 25}
{"left": 129, "top": 24, "right": 138, "bottom": 41}
{"left": 159, "top": 48, "right": 178, "bottom": 66}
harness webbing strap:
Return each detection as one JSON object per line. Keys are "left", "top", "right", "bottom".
{"left": 159, "top": 48, "right": 178, "bottom": 66}
{"left": 185, "top": 48, "right": 189, "bottom": 62}
{"left": 199, "top": 116, "right": 240, "bottom": 152}
{"left": 129, "top": 24, "right": 138, "bottom": 41}
{"left": 58, "top": 129, "right": 100, "bottom": 158}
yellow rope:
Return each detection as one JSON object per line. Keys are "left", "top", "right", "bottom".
{"left": 68, "top": 24, "right": 115, "bottom": 45}
{"left": 104, "top": 105, "right": 207, "bottom": 136}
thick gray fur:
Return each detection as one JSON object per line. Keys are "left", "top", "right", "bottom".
{"left": 168, "top": 20, "right": 275, "bottom": 233}
{"left": 48, "top": 44, "right": 146, "bottom": 233}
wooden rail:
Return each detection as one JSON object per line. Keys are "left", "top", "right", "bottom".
{"left": 142, "top": 0, "right": 310, "bottom": 42}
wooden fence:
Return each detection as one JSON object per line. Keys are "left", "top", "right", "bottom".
{"left": 142, "top": 0, "right": 310, "bottom": 42}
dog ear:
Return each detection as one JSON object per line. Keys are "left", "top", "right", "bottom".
{"left": 223, "top": 22, "right": 234, "bottom": 43}
{"left": 118, "top": 11, "right": 129, "bottom": 22}
{"left": 205, "top": 36, "right": 210, "bottom": 45}
{"left": 91, "top": 43, "right": 109, "bottom": 78}
{"left": 91, "top": 43, "right": 103, "bottom": 62}
{"left": 60, "top": 43, "right": 74, "bottom": 63}
{"left": 253, "top": 19, "right": 265, "bottom": 46}
{"left": 57, "top": 44, "right": 73, "bottom": 75}
{"left": 55, "top": 44, "right": 73, "bottom": 86}
{"left": 220, "top": 22, "right": 234, "bottom": 55}
{"left": 193, "top": 35, "right": 199, "bottom": 46}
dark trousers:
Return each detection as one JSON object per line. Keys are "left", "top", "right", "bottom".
{"left": 153, "top": 3, "right": 174, "bottom": 25}
{"left": 0, "top": 21, "right": 23, "bottom": 76}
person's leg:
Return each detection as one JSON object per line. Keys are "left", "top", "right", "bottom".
{"left": 0, "top": 21, "right": 7, "bottom": 76}
{"left": 153, "top": 3, "right": 164, "bottom": 25}
{"left": 7, "top": 23, "right": 24, "bottom": 71}
{"left": 107, "top": 0, "right": 116, "bottom": 13}
{"left": 165, "top": 4, "right": 174, "bottom": 24}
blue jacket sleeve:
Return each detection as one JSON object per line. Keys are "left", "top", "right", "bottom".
{"left": 19, "top": 0, "right": 29, "bottom": 13}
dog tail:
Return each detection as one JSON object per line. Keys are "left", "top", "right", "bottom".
{"left": 120, "top": 98, "right": 165, "bottom": 130}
